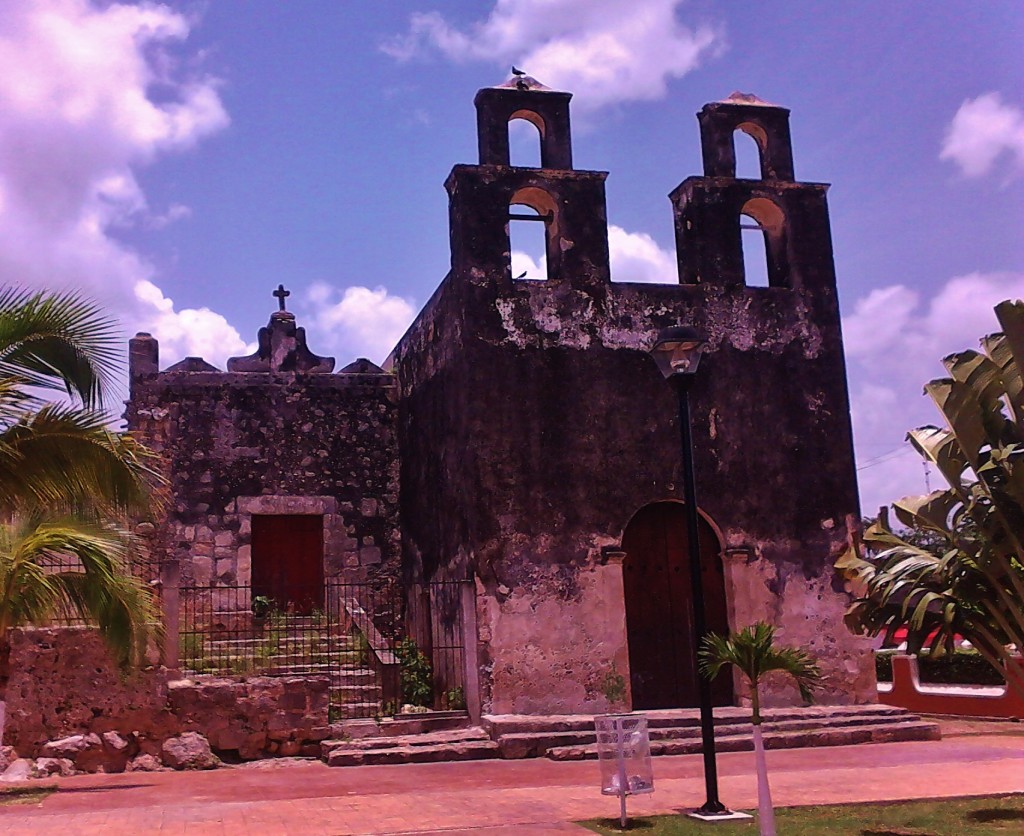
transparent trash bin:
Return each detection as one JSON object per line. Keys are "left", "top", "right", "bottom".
{"left": 596, "top": 714, "right": 654, "bottom": 826}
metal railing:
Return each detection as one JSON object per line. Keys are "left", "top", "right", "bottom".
{"left": 176, "top": 578, "right": 469, "bottom": 719}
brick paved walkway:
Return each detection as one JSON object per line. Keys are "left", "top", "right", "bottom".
{"left": 1, "top": 734, "right": 1022, "bottom": 834}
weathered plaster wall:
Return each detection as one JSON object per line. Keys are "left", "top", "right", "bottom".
{"left": 126, "top": 368, "right": 400, "bottom": 584}
{"left": 3, "top": 628, "right": 328, "bottom": 760}
{"left": 477, "top": 560, "right": 631, "bottom": 714}
{"left": 393, "top": 193, "right": 870, "bottom": 713}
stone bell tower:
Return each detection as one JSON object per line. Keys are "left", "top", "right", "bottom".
{"left": 445, "top": 75, "right": 611, "bottom": 287}
{"left": 671, "top": 92, "right": 838, "bottom": 292}
{"left": 392, "top": 81, "right": 873, "bottom": 717}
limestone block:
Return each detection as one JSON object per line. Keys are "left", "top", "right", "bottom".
{"left": 127, "top": 754, "right": 163, "bottom": 772}
{"left": 238, "top": 732, "right": 268, "bottom": 761}
{"left": 0, "top": 746, "right": 16, "bottom": 773}
{"left": 161, "top": 733, "right": 219, "bottom": 770}
{"left": 214, "top": 531, "right": 234, "bottom": 547}
{"left": 1, "top": 758, "right": 32, "bottom": 782}
{"left": 279, "top": 740, "right": 301, "bottom": 757}
{"left": 192, "top": 556, "right": 213, "bottom": 584}
{"left": 360, "top": 546, "right": 382, "bottom": 565}
{"left": 33, "top": 757, "right": 74, "bottom": 777}
{"left": 39, "top": 733, "right": 91, "bottom": 762}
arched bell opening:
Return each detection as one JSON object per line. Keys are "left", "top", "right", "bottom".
{"left": 508, "top": 186, "right": 559, "bottom": 281}
{"left": 739, "top": 197, "right": 789, "bottom": 288}
{"left": 508, "top": 109, "right": 545, "bottom": 168}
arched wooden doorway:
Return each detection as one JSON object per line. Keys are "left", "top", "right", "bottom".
{"left": 622, "top": 501, "right": 733, "bottom": 709}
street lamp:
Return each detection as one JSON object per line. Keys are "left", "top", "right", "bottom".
{"left": 649, "top": 325, "right": 733, "bottom": 820}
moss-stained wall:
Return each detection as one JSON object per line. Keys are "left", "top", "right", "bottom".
{"left": 126, "top": 358, "right": 400, "bottom": 585}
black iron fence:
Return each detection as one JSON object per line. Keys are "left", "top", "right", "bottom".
{"left": 177, "top": 578, "right": 468, "bottom": 720}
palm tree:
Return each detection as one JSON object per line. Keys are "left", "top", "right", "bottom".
{"left": 700, "top": 622, "right": 822, "bottom": 836}
{"left": 0, "top": 287, "right": 160, "bottom": 673}
{"left": 0, "top": 517, "right": 155, "bottom": 666}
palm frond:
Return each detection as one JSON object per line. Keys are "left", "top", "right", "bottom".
{"left": 0, "top": 404, "right": 160, "bottom": 514}
{"left": 699, "top": 622, "right": 821, "bottom": 723}
{"left": 0, "top": 286, "right": 121, "bottom": 410}
{"left": 0, "top": 518, "right": 157, "bottom": 666}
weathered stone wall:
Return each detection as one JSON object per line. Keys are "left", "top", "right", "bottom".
{"left": 393, "top": 272, "right": 872, "bottom": 713}
{"left": 126, "top": 369, "right": 400, "bottom": 584}
{"left": 2, "top": 628, "right": 328, "bottom": 762}
{"left": 392, "top": 82, "right": 872, "bottom": 715}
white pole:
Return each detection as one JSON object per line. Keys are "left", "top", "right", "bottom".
{"left": 751, "top": 724, "right": 776, "bottom": 836}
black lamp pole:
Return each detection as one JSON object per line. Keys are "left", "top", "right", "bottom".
{"left": 648, "top": 325, "right": 730, "bottom": 818}
{"left": 674, "top": 373, "right": 725, "bottom": 816}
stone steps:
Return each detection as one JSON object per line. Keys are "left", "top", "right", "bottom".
{"left": 492, "top": 708, "right": 926, "bottom": 759}
{"left": 323, "top": 727, "right": 498, "bottom": 767}
{"left": 316, "top": 705, "right": 939, "bottom": 767}
{"left": 546, "top": 719, "right": 940, "bottom": 761}
{"left": 482, "top": 705, "right": 940, "bottom": 761}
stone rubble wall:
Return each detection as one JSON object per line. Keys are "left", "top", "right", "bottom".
{"left": 125, "top": 371, "right": 401, "bottom": 585}
{"left": 1, "top": 627, "right": 329, "bottom": 769}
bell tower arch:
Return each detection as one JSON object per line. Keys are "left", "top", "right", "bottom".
{"left": 670, "top": 92, "right": 836, "bottom": 292}
{"left": 445, "top": 75, "right": 611, "bottom": 289}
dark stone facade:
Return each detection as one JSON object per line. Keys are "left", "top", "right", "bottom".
{"left": 390, "top": 83, "right": 870, "bottom": 713}
{"left": 125, "top": 80, "right": 873, "bottom": 717}
{"left": 126, "top": 313, "right": 399, "bottom": 588}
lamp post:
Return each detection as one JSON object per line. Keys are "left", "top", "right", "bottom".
{"left": 649, "top": 325, "right": 731, "bottom": 819}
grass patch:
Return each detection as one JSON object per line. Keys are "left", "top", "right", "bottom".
{"left": 581, "top": 794, "right": 1024, "bottom": 835}
{"left": 0, "top": 786, "right": 55, "bottom": 807}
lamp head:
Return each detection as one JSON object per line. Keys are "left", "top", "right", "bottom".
{"left": 649, "top": 325, "right": 706, "bottom": 379}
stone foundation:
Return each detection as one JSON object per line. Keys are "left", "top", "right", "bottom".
{"left": 1, "top": 627, "right": 328, "bottom": 766}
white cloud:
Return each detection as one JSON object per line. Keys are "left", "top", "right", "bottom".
{"left": 940, "top": 92, "right": 1024, "bottom": 179}
{"left": 308, "top": 284, "right": 418, "bottom": 364}
{"left": 845, "top": 271, "right": 1024, "bottom": 515}
{"left": 383, "top": 0, "right": 722, "bottom": 112}
{"left": 134, "top": 281, "right": 253, "bottom": 370}
{"left": 0, "top": 0, "right": 235, "bottom": 375}
{"left": 510, "top": 223, "right": 676, "bottom": 282}
{"left": 511, "top": 250, "right": 545, "bottom": 280}
{"left": 608, "top": 225, "right": 676, "bottom": 283}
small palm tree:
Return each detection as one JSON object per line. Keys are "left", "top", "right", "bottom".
{"left": 700, "top": 622, "right": 822, "bottom": 836}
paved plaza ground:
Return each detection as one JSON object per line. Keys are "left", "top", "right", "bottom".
{"left": 1, "top": 721, "right": 1022, "bottom": 834}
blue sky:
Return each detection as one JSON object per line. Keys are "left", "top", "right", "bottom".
{"left": 1, "top": 1, "right": 1022, "bottom": 513}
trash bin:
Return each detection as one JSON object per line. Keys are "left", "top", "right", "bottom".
{"left": 596, "top": 713, "right": 654, "bottom": 827}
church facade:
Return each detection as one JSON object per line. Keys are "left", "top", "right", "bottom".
{"left": 126, "top": 78, "right": 874, "bottom": 718}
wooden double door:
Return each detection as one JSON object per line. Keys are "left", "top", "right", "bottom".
{"left": 622, "top": 502, "right": 732, "bottom": 709}
{"left": 251, "top": 514, "right": 324, "bottom": 614}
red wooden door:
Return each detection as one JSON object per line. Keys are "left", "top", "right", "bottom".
{"left": 251, "top": 515, "right": 324, "bottom": 614}
{"left": 622, "top": 502, "right": 732, "bottom": 709}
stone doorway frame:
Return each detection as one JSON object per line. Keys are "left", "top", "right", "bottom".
{"left": 234, "top": 496, "right": 345, "bottom": 586}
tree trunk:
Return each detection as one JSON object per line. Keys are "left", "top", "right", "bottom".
{"left": 752, "top": 723, "right": 776, "bottom": 836}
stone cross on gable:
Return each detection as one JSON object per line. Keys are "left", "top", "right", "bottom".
{"left": 273, "top": 284, "right": 290, "bottom": 311}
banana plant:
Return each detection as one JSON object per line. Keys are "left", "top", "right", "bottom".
{"left": 837, "top": 300, "right": 1024, "bottom": 701}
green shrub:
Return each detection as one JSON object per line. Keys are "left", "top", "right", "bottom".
{"left": 442, "top": 686, "right": 466, "bottom": 711}
{"left": 875, "top": 649, "right": 1008, "bottom": 686}
{"left": 394, "top": 636, "right": 433, "bottom": 707}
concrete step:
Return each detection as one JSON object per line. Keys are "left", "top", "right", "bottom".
{"left": 482, "top": 704, "right": 913, "bottom": 737}
{"left": 331, "top": 701, "right": 382, "bottom": 719}
{"left": 323, "top": 727, "right": 489, "bottom": 756}
{"left": 324, "top": 728, "right": 497, "bottom": 767}
{"left": 545, "top": 719, "right": 941, "bottom": 761}
{"left": 494, "top": 710, "right": 933, "bottom": 759}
